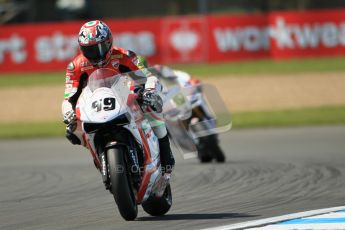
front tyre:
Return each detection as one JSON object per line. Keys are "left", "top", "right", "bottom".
{"left": 107, "top": 147, "right": 138, "bottom": 220}
{"left": 142, "top": 184, "right": 172, "bottom": 216}
{"left": 197, "top": 136, "right": 213, "bottom": 163}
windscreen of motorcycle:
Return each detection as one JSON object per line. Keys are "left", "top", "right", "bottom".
{"left": 87, "top": 68, "right": 119, "bottom": 92}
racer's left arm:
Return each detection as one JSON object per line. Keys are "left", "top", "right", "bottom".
{"left": 124, "top": 50, "right": 161, "bottom": 91}
{"left": 123, "top": 50, "right": 163, "bottom": 112}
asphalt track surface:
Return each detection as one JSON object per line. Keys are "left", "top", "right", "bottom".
{"left": 1, "top": 125, "right": 345, "bottom": 230}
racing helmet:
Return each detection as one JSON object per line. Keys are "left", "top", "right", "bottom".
{"left": 78, "top": 20, "right": 113, "bottom": 66}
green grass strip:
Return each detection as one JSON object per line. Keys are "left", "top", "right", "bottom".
{"left": 0, "top": 106, "right": 344, "bottom": 139}
{"left": 0, "top": 121, "right": 65, "bottom": 139}
{"left": 232, "top": 106, "right": 345, "bottom": 129}
{"left": 173, "top": 57, "right": 345, "bottom": 77}
{"left": 2, "top": 57, "right": 345, "bottom": 88}
{"left": 0, "top": 72, "right": 64, "bottom": 88}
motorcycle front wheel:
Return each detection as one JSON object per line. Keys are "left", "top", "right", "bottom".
{"left": 107, "top": 147, "right": 138, "bottom": 220}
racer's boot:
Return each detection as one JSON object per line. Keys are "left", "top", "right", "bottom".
{"left": 158, "top": 135, "right": 175, "bottom": 174}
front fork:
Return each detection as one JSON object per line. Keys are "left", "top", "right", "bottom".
{"left": 99, "top": 151, "right": 109, "bottom": 190}
{"left": 100, "top": 140, "right": 141, "bottom": 192}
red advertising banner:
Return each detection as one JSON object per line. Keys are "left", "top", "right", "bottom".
{"left": 0, "top": 21, "right": 80, "bottom": 73}
{"left": 207, "top": 14, "right": 270, "bottom": 62}
{"left": 0, "top": 18, "right": 162, "bottom": 73}
{"left": 161, "top": 16, "right": 208, "bottom": 63}
{"left": 269, "top": 9, "right": 345, "bottom": 59}
{"left": 1, "top": 9, "right": 345, "bottom": 73}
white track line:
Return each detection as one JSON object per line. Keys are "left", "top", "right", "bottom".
{"left": 248, "top": 223, "right": 345, "bottom": 229}
{"left": 201, "top": 206, "right": 345, "bottom": 230}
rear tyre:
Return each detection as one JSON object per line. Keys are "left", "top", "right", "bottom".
{"left": 207, "top": 134, "right": 226, "bottom": 163}
{"left": 107, "top": 147, "right": 138, "bottom": 220}
{"left": 213, "top": 144, "right": 225, "bottom": 163}
{"left": 198, "top": 149, "right": 213, "bottom": 163}
{"left": 197, "top": 135, "right": 226, "bottom": 163}
{"left": 142, "top": 184, "right": 172, "bottom": 216}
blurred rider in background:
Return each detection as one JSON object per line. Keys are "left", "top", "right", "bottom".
{"left": 138, "top": 55, "right": 226, "bottom": 163}
{"left": 61, "top": 20, "right": 175, "bottom": 173}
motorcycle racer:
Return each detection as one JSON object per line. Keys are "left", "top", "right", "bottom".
{"left": 61, "top": 20, "right": 175, "bottom": 172}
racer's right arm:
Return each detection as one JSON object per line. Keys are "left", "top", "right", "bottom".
{"left": 61, "top": 61, "right": 87, "bottom": 123}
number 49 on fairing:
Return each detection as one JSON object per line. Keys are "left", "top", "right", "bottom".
{"left": 92, "top": 97, "right": 116, "bottom": 112}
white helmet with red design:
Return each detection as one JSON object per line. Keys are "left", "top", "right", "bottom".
{"left": 78, "top": 20, "right": 113, "bottom": 66}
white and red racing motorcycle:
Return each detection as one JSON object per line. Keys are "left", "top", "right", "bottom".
{"left": 75, "top": 68, "right": 172, "bottom": 220}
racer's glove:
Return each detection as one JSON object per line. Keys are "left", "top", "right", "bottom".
{"left": 142, "top": 89, "right": 163, "bottom": 113}
{"left": 63, "top": 110, "right": 76, "bottom": 125}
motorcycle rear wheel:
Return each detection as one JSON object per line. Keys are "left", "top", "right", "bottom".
{"left": 142, "top": 184, "right": 172, "bottom": 216}
{"left": 198, "top": 135, "right": 226, "bottom": 163}
{"left": 107, "top": 147, "right": 138, "bottom": 220}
